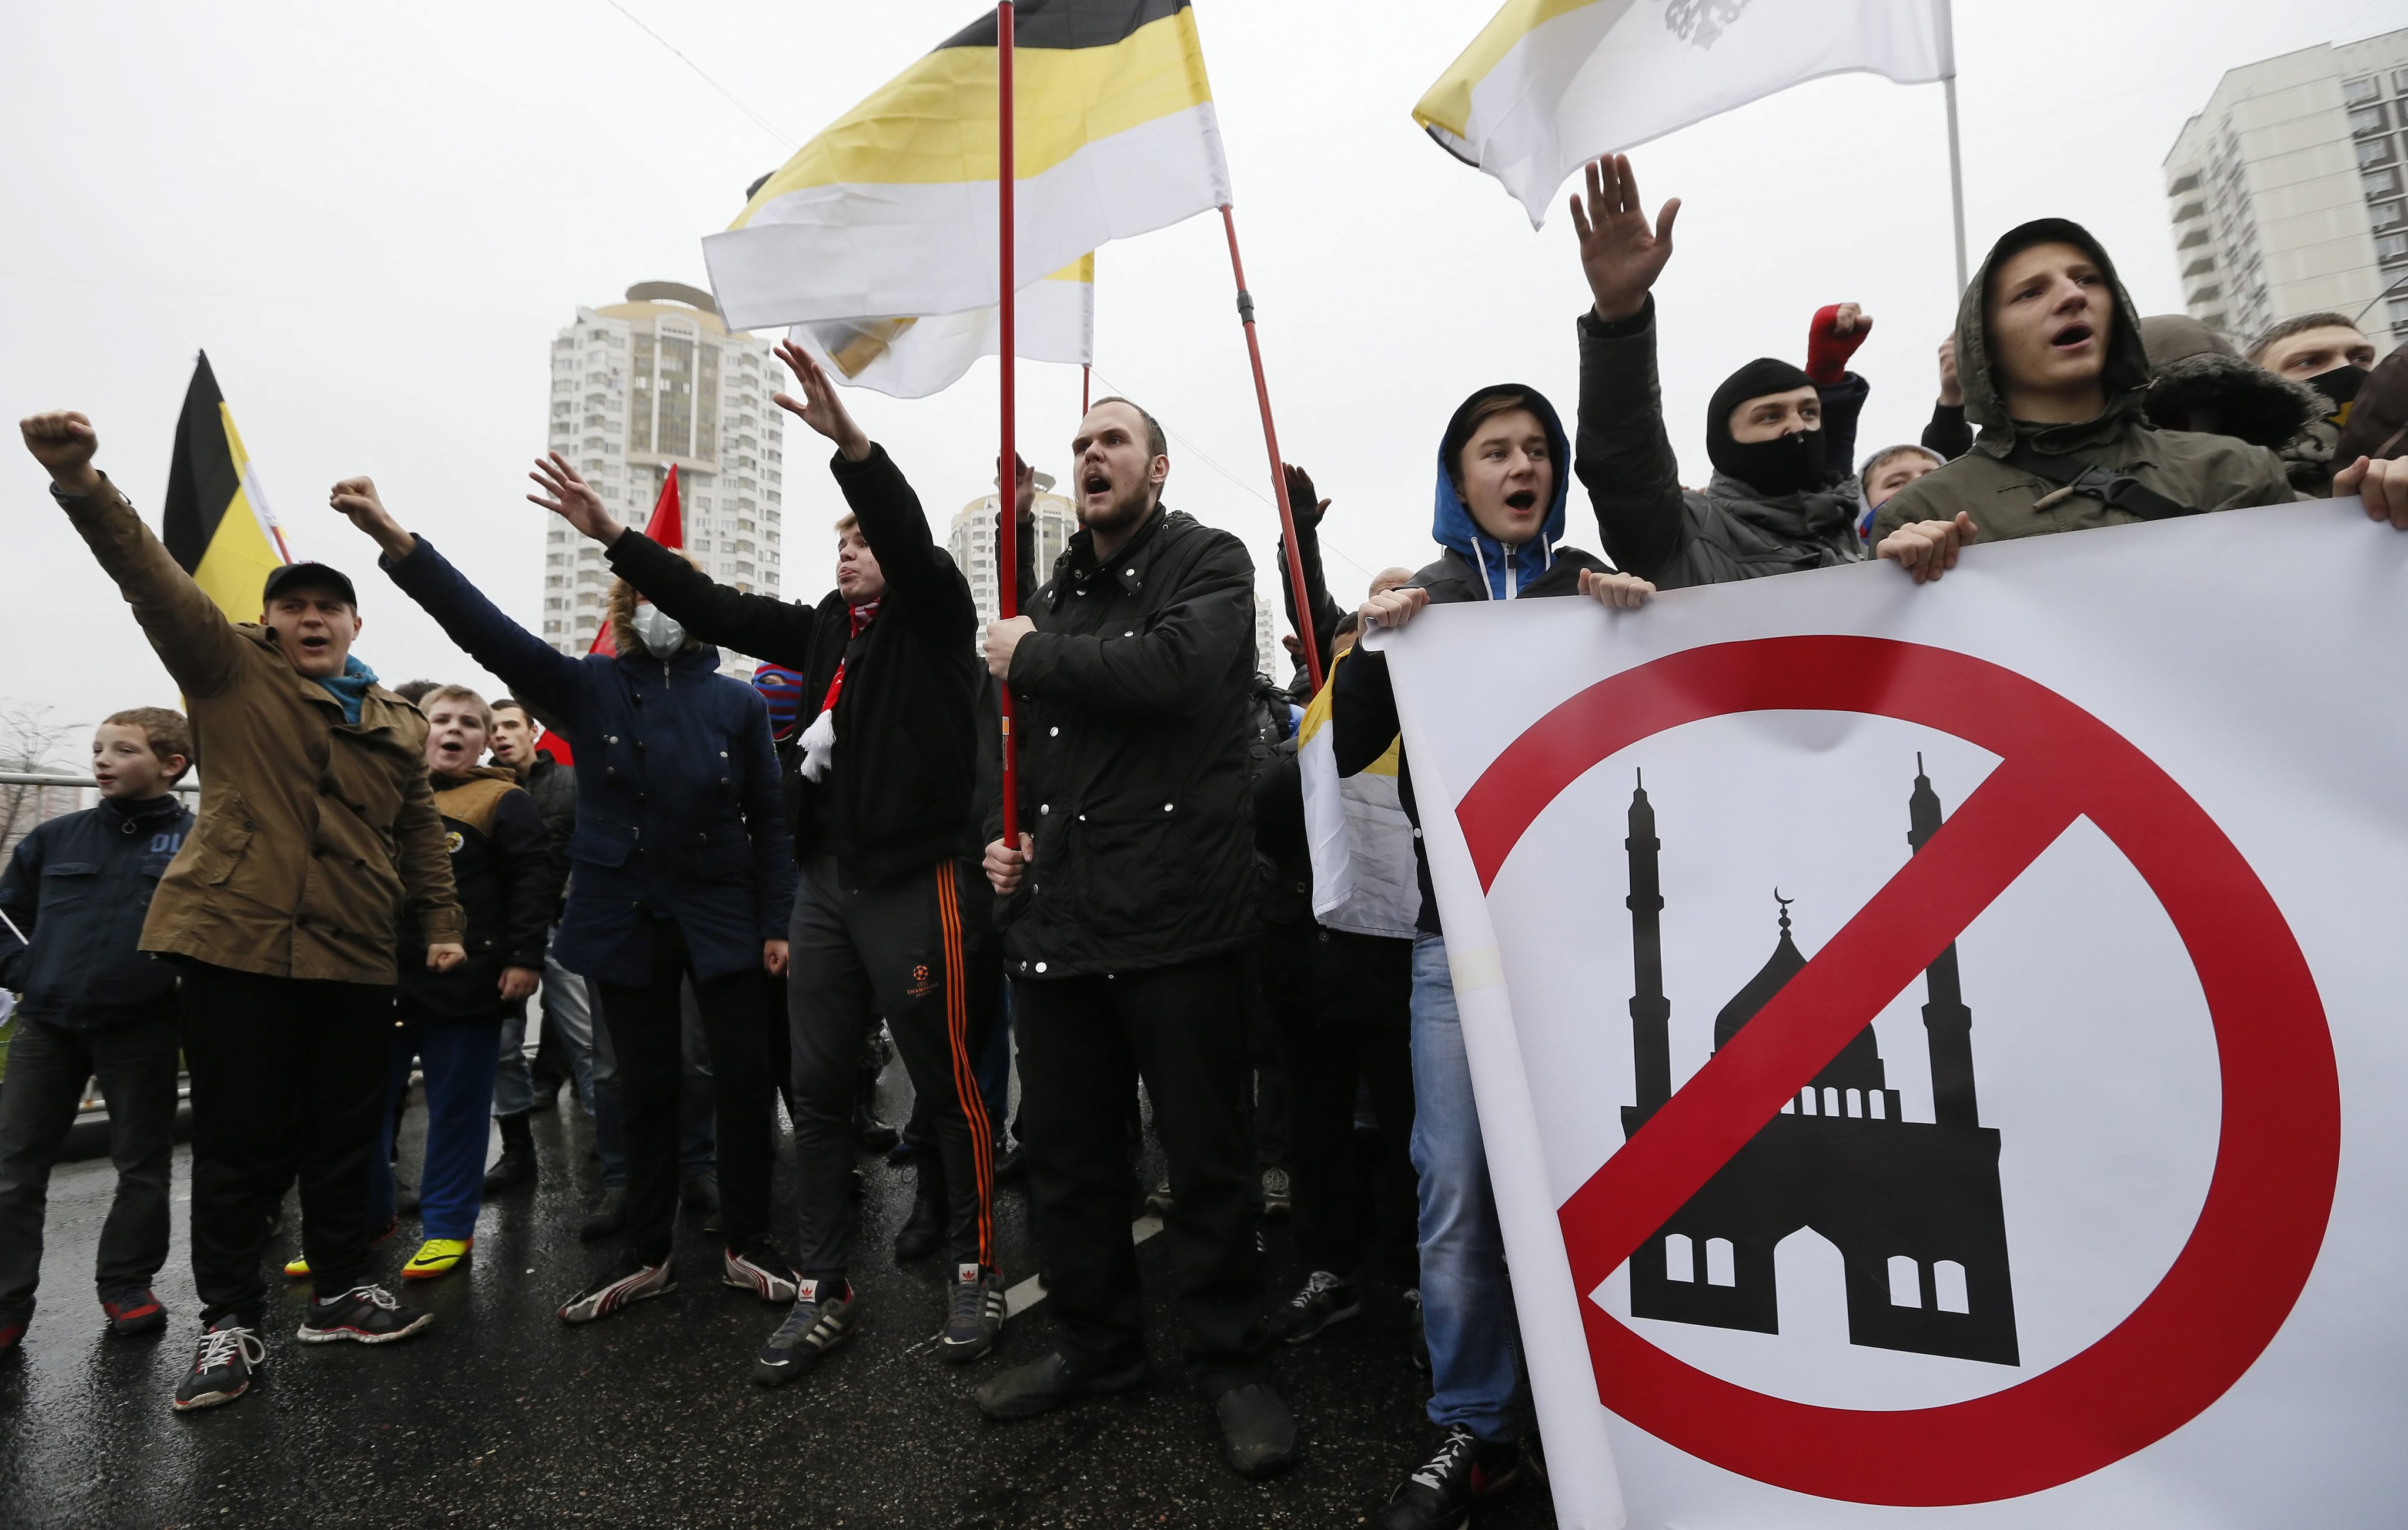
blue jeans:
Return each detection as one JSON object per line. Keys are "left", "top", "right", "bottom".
{"left": 538, "top": 943, "right": 601, "bottom": 1116}
{"left": 372, "top": 1020, "right": 501, "bottom": 1241}
{"left": 1409, "top": 933, "right": 1523, "bottom": 1442}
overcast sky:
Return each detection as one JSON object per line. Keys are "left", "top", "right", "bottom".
{"left": 4, "top": 1, "right": 2400, "bottom": 748}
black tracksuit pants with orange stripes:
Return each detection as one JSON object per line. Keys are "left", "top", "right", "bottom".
{"left": 787, "top": 854, "right": 996, "bottom": 1288}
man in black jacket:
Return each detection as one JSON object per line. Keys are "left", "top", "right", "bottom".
{"left": 1570, "top": 154, "right": 1871, "bottom": 587}
{"left": 483, "top": 701, "right": 581, "bottom": 1198}
{"left": 529, "top": 340, "right": 1003, "bottom": 1384}
{"left": 0, "top": 708, "right": 193, "bottom": 1352}
{"left": 979, "top": 396, "right": 1296, "bottom": 1480}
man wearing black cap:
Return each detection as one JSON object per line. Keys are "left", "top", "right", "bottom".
{"left": 1568, "top": 154, "right": 1873, "bottom": 588}
{"left": 1869, "top": 219, "right": 2408, "bottom": 578}
{"left": 19, "top": 410, "right": 460, "bottom": 1413}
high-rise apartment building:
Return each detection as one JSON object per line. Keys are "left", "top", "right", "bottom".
{"left": 2164, "top": 31, "right": 2408, "bottom": 350}
{"left": 945, "top": 476, "right": 1079, "bottom": 630}
{"left": 542, "top": 282, "right": 785, "bottom": 674}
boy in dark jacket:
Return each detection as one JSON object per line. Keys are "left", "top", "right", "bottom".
{"left": 1333, "top": 384, "right": 1651, "bottom": 1530}
{"left": 365, "top": 686, "right": 551, "bottom": 1281}
{"left": 524, "top": 340, "right": 1004, "bottom": 1383}
{"left": 0, "top": 709, "right": 194, "bottom": 1352}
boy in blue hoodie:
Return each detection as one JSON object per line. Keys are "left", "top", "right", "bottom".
{"left": 1332, "top": 385, "right": 1650, "bottom": 1530}
{"left": 0, "top": 708, "right": 195, "bottom": 1352}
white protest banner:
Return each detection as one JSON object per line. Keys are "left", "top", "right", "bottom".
{"left": 1369, "top": 501, "right": 2408, "bottom": 1529}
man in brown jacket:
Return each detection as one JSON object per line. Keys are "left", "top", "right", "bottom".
{"left": 19, "top": 410, "right": 463, "bottom": 1414}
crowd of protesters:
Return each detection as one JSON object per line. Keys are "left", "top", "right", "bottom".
{"left": 6, "top": 148, "right": 2408, "bottom": 1528}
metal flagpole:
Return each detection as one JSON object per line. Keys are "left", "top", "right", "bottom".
{"left": 1218, "top": 205, "right": 1323, "bottom": 694}
{"left": 1943, "top": 73, "right": 1969, "bottom": 298}
{"left": 998, "top": 0, "right": 1021, "bottom": 848}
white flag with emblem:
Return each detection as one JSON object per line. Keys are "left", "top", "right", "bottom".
{"left": 1415, "top": 0, "right": 1954, "bottom": 225}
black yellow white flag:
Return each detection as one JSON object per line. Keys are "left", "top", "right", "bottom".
{"left": 1417, "top": 0, "right": 1953, "bottom": 226}
{"left": 788, "top": 254, "right": 1093, "bottom": 401}
{"left": 162, "top": 351, "right": 289, "bottom": 622}
{"left": 705, "top": 1, "right": 1228, "bottom": 330}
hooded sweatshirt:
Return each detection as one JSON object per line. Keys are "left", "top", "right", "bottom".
{"left": 1574, "top": 296, "right": 1868, "bottom": 590}
{"left": 1330, "top": 384, "right": 1613, "bottom": 934}
{"left": 1872, "top": 219, "right": 2297, "bottom": 545}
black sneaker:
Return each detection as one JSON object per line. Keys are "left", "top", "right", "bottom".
{"left": 1266, "top": 1270, "right": 1360, "bottom": 1345}
{"left": 172, "top": 1320, "right": 265, "bottom": 1412}
{"left": 752, "top": 1277, "right": 858, "bottom": 1387}
{"left": 1215, "top": 1381, "right": 1299, "bottom": 1480}
{"left": 722, "top": 1238, "right": 802, "bottom": 1304}
{"left": 974, "top": 1348, "right": 1146, "bottom": 1421}
{"left": 893, "top": 1160, "right": 946, "bottom": 1263}
{"left": 99, "top": 1285, "right": 169, "bottom": 1337}
{"left": 939, "top": 1263, "right": 1006, "bottom": 1363}
{"left": 558, "top": 1254, "right": 677, "bottom": 1324}
{"left": 1379, "top": 1427, "right": 1522, "bottom": 1530}
{"left": 578, "top": 1187, "right": 628, "bottom": 1241}
{"left": 297, "top": 1284, "right": 433, "bottom": 1345}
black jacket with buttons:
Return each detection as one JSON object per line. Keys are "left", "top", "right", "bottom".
{"left": 606, "top": 444, "right": 982, "bottom": 892}
{"left": 999, "top": 504, "right": 1260, "bottom": 978}
{"left": 0, "top": 793, "right": 193, "bottom": 1029}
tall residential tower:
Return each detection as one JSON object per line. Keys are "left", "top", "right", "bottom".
{"left": 542, "top": 282, "right": 785, "bottom": 671}
{"left": 2163, "top": 31, "right": 2408, "bottom": 348}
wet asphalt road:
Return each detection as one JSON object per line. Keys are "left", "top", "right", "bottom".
{"left": 0, "top": 1072, "right": 1564, "bottom": 1529}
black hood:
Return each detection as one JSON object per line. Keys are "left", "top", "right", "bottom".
{"left": 1957, "top": 217, "right": 2151, "bottom": 447}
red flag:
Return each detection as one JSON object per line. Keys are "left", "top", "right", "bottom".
{"left": 536, "top": 467, "right": 683, "bottom": 765}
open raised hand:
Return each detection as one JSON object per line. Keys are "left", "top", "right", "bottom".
{"left": 1568, "top": 154, "right": 1681, "bottom": 323}
{"left": 772, "top": 340, "right": 872, "bottom": 461}
{"left": 527, "top": 451, "right": 625, "bottom": 545}
{"left": 1281, "top": 463, "right": 1331, "bottom": 532}
{"left": 19, "top": 410, "right": 102, "bottom": 494}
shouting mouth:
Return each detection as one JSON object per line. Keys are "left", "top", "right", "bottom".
{"left": 2050, "top": 322, "right": 2095, "bottom": 353}
{"left": 1504, "top": 489, "right": 1539, "bottom": 512}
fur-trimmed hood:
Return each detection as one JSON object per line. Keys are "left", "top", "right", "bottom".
{"left": 2138, "top": 315, "right": 2323, "bottom": 450}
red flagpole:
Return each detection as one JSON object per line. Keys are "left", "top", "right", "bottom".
{"left": 997, "top": 0, "right": 1021, "bottom": 847}
{"left": 1220, "top": 205, "right": 1322, "bottom": 694}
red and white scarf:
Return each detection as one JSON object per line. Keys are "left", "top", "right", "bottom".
{"left": 798, "top": 598, "right": 881, "bottom": 782}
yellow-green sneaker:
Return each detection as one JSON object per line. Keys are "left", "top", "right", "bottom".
{"left": 282, "top": 1255, "right": 310, "bottom": 1279}
{"left": 401, "top": 1238, "right": 472, "bottom": 1280}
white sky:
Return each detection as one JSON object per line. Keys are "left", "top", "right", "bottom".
{"left": 4, "top": 0, "right": 2402, "bottom": 744}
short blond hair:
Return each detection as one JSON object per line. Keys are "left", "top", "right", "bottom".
{"left": 419, "top": 685, "right": 491, "bottom": 734}
{"left": 835, "top": 513, "right": 859, "bottom": 536}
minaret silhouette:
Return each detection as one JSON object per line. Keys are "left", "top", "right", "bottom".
{"left": 1626, "top": 772, "right": 1673, "bottom": 1116}
{"left": 1909, "top": 755, "right": 1981, "bottom": 1128}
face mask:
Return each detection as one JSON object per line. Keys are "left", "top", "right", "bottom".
{"left": 2305, "top": 364, "right": 2366, "bottom": 417}
{"left": 1711, "top": 428, "right": 1825, "bottom": 498}
{"left": 630, "top": 605, "right": 685, "bottom": 658}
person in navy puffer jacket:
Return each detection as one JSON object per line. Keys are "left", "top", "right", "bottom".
{"left": 0, "top": 707, "right": 195, "bottom": 1351}
{"left": 328, "top": 476, "right": 802, "bottom": 1337}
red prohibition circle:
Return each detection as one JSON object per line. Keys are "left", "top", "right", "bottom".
{"left": 1452, "top": 635, "right": 2340, "bottom": 1506}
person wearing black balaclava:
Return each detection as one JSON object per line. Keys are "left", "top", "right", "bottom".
{"left": 1567, "top": 153, "right": 1871, "bottom": 591}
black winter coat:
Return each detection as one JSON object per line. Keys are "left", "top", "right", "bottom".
{"left": 1575, "top": 298, "right": 1868, "bottom": 588}
{"left": 999, "top": 504, "right": 1260, "bottom": 978}
{"left": 398, "top": 769, "right": 552, "bottom": 1024}
{"left": 520, "top": 754, "right": 577, "bottom": 920}
{"left": 607, "top": 444, "right": 981, "bottom": 892}
{"left": 0, "top": 793, "right": 192, "bottom": 1029}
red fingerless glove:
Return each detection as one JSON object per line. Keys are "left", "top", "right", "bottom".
{"left": 1805, "top": 304, "right": 1868, "bottom": 386}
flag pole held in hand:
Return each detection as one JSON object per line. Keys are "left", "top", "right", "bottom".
{"left": 1219, "top": 206, "right": 1322, "bottom": 694}
{"left": 997, "top": 0, "right": 1021, "bottom": 846}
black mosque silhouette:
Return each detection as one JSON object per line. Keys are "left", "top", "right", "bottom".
{"left": 1617, "top": 759, "right": 2019, "bottom": 1366}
